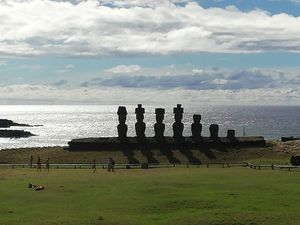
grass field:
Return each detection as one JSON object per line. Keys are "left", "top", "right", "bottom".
{"left": 1, "top": 167, "right": 300, "bottom": 225}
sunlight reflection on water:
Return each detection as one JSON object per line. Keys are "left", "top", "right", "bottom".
{"left": 0, "top": 105, "right": 299, "bottom": 149}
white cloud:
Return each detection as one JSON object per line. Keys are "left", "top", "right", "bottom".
{"left": 51, "top": 79, "right": 68, "bottom": 86}
{"left": 0, "top": 0, "right": 300, "bottom": 56}
{"left": 192, "top": 69, "right": 204, "bottom": 74}
{"left": 0, "top": 84, "right": 299, "bottom": 105}
{"left": 0, "top": 60, "right": 7, "bottom": 66}
{"left": 106, "top": 65, "right": 141, "bottom": 74}
{"left": 290, "top": 0, "right": 300, "bottom": 4}
{"left": 19, "top": 64, "right": 46, "bottom": 71}
{"left": 211, "top": 78, "right": 229, "bottom": 85}
{"left": 87, "top": 67, "right": 300, "bottom": 90}
{"left": 65, "top": 64, "right": 74, "bottom": 69}
{"left": 55, "top": 64, "right": 75, "bottom": 73}
{"left": 96, "top": 0, "right": 192, "bottom": 7}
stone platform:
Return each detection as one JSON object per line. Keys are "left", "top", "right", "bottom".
{"left": 67, "top": 136, "right": 266, "bottom": 151}
{"left": 281, "top": 136, "right": 300, "bottom": 142}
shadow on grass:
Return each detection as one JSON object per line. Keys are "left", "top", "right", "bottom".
{"left": 198, "top": 146, "right": 217, "bottom": 159}
{"left": 178, "top": 142, "right": 201, "bottom": 164}
{"left": 121, "top": 144, "right": 140, "bottom": 164}
{"left": 140, "top": 144, "right": 159, "bottom": 164}
{"left": 158, "top": 142, "right": 181, "bottom": 164}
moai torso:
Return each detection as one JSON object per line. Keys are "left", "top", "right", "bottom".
{"left": 191, "top": 114, "right": 202, "bottom": 140}
{"left": 117, "top": 106, "right": 128, "bottom": 140}
{"left": 173, "top": 104, "right": 184, "bottom": 139}
{"left": 227, "top": 129, "right": 235, "bottom": 138}
{"left": 154, "top": 108, "right": 165, "bottom": 140}
{"left": 135, "top": 104, "right": 146, "bottom": 139}
{"left": 209, "top": 124, "right": 219, "bottom": 139}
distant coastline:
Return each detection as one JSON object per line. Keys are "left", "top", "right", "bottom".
{"left": 0, "top": 105, "right": 299, "bottom": 149}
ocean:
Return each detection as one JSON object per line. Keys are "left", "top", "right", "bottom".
{"left": 0, "top": 105, "right": 299, "bottom": 149}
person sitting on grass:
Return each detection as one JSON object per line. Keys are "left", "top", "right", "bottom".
{"left": 28, "top": 183, "right": 45, "bottom": 191}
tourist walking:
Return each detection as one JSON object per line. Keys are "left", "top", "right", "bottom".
{"left": 92, "top": 159, "right": 96, "bottom": 173}
{"left": 37, "top": 157, "right": 41, "bottom": 172}
{"left": 45, "top": 158, "right": 50, "bottom": 172}
{"left": 111, "top": 158, "right": 115, "bottom": 172}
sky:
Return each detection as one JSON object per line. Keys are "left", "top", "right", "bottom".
{"left": 0, "top": 0, "right": 300, "bottom": 105}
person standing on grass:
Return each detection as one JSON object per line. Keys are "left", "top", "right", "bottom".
{"left": 107, "top": 157, "right": 112, "bottom": 172}
{"left": 29, "top": 155, "right": 34, "bottom": 168}
{"left": 92, "top": 159, "right": 96, "bottom": 173}
{"left": 111, "top": 158, "right": 115, "bottom": 172}
{"left": 37, "top": 156, "right": 41, "bottom": 172}
{"left": 45, "top": 158, "right": 50, "bottom": 172}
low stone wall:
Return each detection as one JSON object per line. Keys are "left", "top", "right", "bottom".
{"left": 67, "top": 136, "right": 266, "bottom": 151}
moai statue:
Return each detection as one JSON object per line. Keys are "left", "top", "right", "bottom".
{"left": 173, "top": 104, "right": 184, "bottom": 139}
{"left": 154, "top": 108, "right": 165, "bottom": 140}
{"left": 117, "top": 106, "right": 128, "bottom": 140}
{"left": 135, "top": 104, "right": 146, "bottom": 139}
{"left": 209, "top": 124, "right": 219, "bottom": 139}
{"left": 227, "top": 129, "right": 236, "bottom": 139}
{"left": 191, "top": 114, "right": 202, "bottom": 140}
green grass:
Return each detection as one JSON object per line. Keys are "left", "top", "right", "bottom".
{"left": 0, "top": 143, "right": 293, "bottom": 164}
{"left": 1, "top": 167, "right": 300, "bottom": 225}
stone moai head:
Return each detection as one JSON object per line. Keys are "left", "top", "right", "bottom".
{"left": 227, "top": 129, "right": 236, "bottom": 138}
{"left": 209, "top": 124, "right": 219, "bottom": 139}
{"left": 173, "top": 104, "right": 183, "bottom": 123}
{"left": 193, "top": 114, "right": 201, "bottom": 123}
{"left": 135, "top": 104, "right": 146, "bottom": 139}
{"left": 117, "top": 106, "right": 128, "bottom": 139}
{"left": 135, "top": 104, "right": 145, "bottom": 123}
{"left": 117, "top": 106, "right": 127, "bottom": 124}
{"left": 191, "top": 114, "right": 202, "bottom": 140}
{"left": 155, "top": 108, "right": 165, "bottom": 123}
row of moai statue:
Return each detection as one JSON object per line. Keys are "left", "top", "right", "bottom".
{"left": 117, "top": 104, "right": 236, "bottom": 140}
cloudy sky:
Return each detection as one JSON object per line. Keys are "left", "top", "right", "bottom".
{"left": 0, "top": 0, "right": 300, "bottom": 105}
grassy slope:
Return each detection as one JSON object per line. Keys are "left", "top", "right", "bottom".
{"left": 0, "top": 141, "right": 296, "bottom": 164}
{"left": 1, "top": 167, "right": 300, "bottom": 225}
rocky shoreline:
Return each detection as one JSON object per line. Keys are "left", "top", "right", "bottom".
{"left": 0, "top": 119, "right": 40, "bottom": 138}
{"left": 0, "top": 130, "right": 36, "bottom": 138}
{"left": 0, "top": 119, "right": 42, "bottom": 128}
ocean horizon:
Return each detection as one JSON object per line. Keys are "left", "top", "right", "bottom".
{"left": 0, "top": 105, "right": 299, "bottom": 149}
